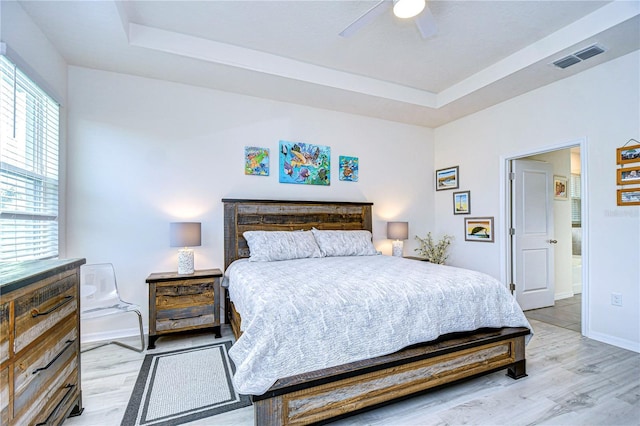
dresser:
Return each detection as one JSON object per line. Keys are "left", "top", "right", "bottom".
{"left": 146, "top": 269, "right": 223, "bottom": 349}
{"left": 1, "top": 258, "right": 85, "bottom": 425}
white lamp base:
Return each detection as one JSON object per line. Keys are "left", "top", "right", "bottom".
{"left": 392, "top": 240, "right": 403, "bottom": 257}
{"left": 177, "top": 248, "right": 195, "bottom": 274}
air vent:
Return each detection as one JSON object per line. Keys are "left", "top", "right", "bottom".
{"left": 552, "top": 44, "right": 606, "bottom": 69}
{"left": 553, "top": 56, "right": 581, "bottom": 69}
{"left": 574, "top": 44, "right": 605, "bottom": 61}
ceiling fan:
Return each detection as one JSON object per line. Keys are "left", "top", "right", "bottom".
{"left": 339, "top": 0, "right": 437, "bottom": 39}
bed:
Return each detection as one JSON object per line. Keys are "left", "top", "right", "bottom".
{"left": 222, "top": 198, "right": 531, "bottom": 425}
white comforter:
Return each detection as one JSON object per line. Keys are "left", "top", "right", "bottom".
{"left": 225, "top": 255, "right": 531, "bottom": 395}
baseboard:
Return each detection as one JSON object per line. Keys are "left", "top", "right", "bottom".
{"left": 81, "top": 326, "right": 148, "bottom": 344}
{"left": 587, "top": 331, "right": 640, "bottom": 353}
{"left": 572, "top": 283, "right": 582, "bottom": 294}
{"left": 554, "top": 291, "right": 574, "bottom": 301}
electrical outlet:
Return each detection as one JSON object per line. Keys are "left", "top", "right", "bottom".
{"left": 611, "top": 292, "right": 623, "bottom": 306}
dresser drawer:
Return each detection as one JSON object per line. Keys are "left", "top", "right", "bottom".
{"left": 0, "top": 302, "right": 8, "bottom": 364}
{"left": 15, "top": 368, "right": 79, "bottom": 426}
{"left": 14, "top": 273, "right": 78, "bottom": 354}
{"left": 1, "top": 367, "right": 8, "bottom": 425}
{"left": 13, "top": 315, "right": 78, "bottom": 420}
{"left": 156, "top": 282, "right": 214, "bottom": 310}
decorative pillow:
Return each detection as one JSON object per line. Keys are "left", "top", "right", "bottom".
{"left": 311, "top": 229, "right": 378, "bottom": 257}
{"left": 243, "top": 230, "right": 322, "bottom": 262}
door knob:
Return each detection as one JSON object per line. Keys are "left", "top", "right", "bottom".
{"left": 548, "top": 239, "right": 558, "bottom": 244}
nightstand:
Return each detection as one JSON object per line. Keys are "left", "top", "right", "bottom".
{"left": 146, "top": 268, "right": 223, "bottom": 349}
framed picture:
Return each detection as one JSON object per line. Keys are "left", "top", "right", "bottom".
{"left": 616, "top": 143, "right": 640, "bottom": 165}
{"left": 339, "top": 155, "right": 359, "bottom": 182}
{"left": 464, "top": 217, "right": 494, "bottom": 242}
{"left": 435, "top": 166, "right": 459, "bottom": 191}
{"left": 554, "top": 175, "right": 568, "bottom": 200}
{"left": 453, "top": 191, "right": 470, "bottom": 214}
{"left": 617, "top": 189, "right": 640, "bottom": 206}
{"left": 244, "top": 146, "right": 269, "bottom": 176}
{"left": 617, "top": 167, "right": 640, "bottom": 185}
{"left": 279, "top": 141, "right": 330, "bottom": 186}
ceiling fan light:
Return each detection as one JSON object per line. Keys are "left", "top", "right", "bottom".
{"left": 393, "top": 0, "right": 426, "bottom": 19}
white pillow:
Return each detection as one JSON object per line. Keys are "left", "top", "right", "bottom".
{"left": 243, "top": 230, "right": 322, "bottom": 262}
{"left": 311, "top": 229, "right": 377, "bottom": 257}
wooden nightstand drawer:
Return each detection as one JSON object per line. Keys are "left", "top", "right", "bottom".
{"left": 146, "top": 269, "right": 223, "bottom": 349}
{"left": 156, "top": 282, "right": 215, "bottom": 309}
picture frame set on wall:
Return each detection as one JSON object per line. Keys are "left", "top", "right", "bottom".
{"left": 616, "top": 141, "right": 640, "bottom": 206}
{"left": 243, "top": 141, "right": 361, "bottom": 185}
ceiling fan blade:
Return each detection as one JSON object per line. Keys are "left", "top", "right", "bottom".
{"left": 339, "top": 0, "right": 392, "bottom": 38}
{"left": 415, "top": 5, "right": 438, "bottom": 39}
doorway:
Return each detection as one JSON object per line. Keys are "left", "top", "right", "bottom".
{"left": 504, "top": 143, "right": 586, "bottom": 334}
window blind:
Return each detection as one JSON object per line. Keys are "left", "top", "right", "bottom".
{"left": 0, "top": 55, "right": 59, "bottom": 262}
{"left": 570, "top": 173, "right": 581, "bottom": 227}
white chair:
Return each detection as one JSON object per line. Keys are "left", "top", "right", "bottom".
{"left": 80, "top": 263, "right": 144, "bottom": 353}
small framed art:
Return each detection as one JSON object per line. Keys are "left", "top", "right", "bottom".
{"left": 617, "top": 189, "right": 640, "bottom": 206}
{"left": 554, "top": 175, "right": 568, "bottom": 200}
{"left": 339, "top": 156, "right": 359, "bottom": 182}
{"left": 244, "top": 146, "right": 269, "bottom": 176}
{"left": 616, "top": 144, "right": 640, "bottom": 165}
{"left": 464, "top": 217, "right": 494, "bottom": 242}
{"left": 435, "top": 166, "right": 459, "bottom": 191}
{"left": 617, "top": 167, "right": 640, "bottom": 185}
{"left": 453, "top": 191, "right": 470, "bottom": 215}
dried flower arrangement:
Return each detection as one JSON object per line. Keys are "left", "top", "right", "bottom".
{"left": 415, "top": 232, "right": 454, "bottom": 265}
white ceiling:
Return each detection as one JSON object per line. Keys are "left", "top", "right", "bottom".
{"left": 15, "top": 0, "right": 640, "bottom": 127}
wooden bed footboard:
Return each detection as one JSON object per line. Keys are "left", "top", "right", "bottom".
{"left": 230, "top": 300, "right": 528, "bottom": 426}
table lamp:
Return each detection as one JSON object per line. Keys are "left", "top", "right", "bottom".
{"left": 170, "top": 222, "right": 201, "bottom": 274}
{"left": 387, "top": 221, "right": 408, "bottom": 257}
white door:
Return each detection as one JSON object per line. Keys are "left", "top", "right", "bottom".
{"left": 512, "top": 159, "right": 555, "bottom": 310}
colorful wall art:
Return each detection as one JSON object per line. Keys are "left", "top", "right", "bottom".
{"left": 339, "top": 156, "right": 359, "bottom": 182}
{"left": 279, "top": 141, "right": 330, "bottom": 185}
{"left": 244, "top": 146, "right": 269, "bottom": 176}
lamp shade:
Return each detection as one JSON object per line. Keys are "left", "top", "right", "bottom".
{"left": 170, "top": 222, "right": 201, "bottom": 247}
{"left": 387, "top": 222, "right": 409, "bottom": 240}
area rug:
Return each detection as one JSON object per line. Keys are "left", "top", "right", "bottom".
{"left": 121, "top": 341, "right": 251, "bottom": 426}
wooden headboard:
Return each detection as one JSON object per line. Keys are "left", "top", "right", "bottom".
{"left": 222, "top": 199, "right": 373, "bottom": 270}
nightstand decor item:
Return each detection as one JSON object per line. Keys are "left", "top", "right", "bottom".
{"left": 415, "top": 232, "right": 453, "bottom": 264}
{"left": 387, "top": 221, "right": 408, "bottom": 257}
{"left": 170, "top": 222, "right": 201, "bottom": 274}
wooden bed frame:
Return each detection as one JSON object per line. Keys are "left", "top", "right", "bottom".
{"left": 223, "top": 199, "right": 529, "bottom": 426}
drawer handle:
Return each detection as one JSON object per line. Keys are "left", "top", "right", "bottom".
{"left": 31, "top": 295, "right": 74, "bottom": 318}
{"left": 35, "top": 383, "right": 75, "bottom": 426}
{"left": 170, "top": 314, "right": 203, "bottom": 321}
{"left": 33, "top": 339, "right": 75, "bottom": 375}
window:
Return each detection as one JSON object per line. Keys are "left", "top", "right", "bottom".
{"left": 1, "top": 55, "right": 60, "bottom": 262}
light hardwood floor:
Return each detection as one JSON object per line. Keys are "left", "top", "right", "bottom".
{"left": 524, "top": 294, "right": 582, "bottom": 333}
{"left": 66, "top": 319, "right": 639, "bottom": 426}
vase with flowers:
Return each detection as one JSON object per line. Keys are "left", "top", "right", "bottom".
{"left": 414, "top": 232, "right": 453, "bottom": 265}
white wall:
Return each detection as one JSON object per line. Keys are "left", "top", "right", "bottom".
{"left": 66, "top": 66, "right": 434, "bottom": 339}
{"left": 435, "top": 51, "right": 640, "bottom": 352}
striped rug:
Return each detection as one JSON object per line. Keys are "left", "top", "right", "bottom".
{"left": 121, "top": 341, "right": 251, "bottom": 426}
